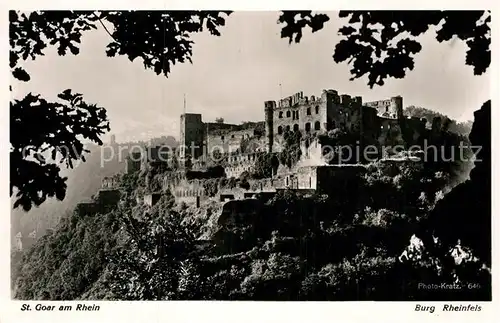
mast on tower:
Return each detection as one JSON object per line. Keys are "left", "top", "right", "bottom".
{"left": 183, "top": 93, "right": 187, "bottom": 114}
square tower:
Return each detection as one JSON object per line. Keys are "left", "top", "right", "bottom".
{"left": 180, "top": 113, "right": 205, "bottom": 161}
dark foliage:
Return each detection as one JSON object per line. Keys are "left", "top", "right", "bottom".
{"left": 279, "top": 11, "right": 490, "bottom": 88}
{"left": 252, "top": 153, "right": 280, "bottom": 179}
{"left": 421, "top": 101, "right": 491, "bottom": 265}
{"left": 10, "top": 90, "right": 109, "bottom": 211}
{"left": 10, "top": 11, "right": 231, "bottom": 81}
{"left": 14, "top": 209, "right": 122, "bottom": 300}
{"left": 279, "top": 130, "right": 302, "bottom": 168}
{"left": 104, "top": 202, "right": 206, "bottom": 300}
{"left": 10, "top": 10, "right": 230, "bottom": 211}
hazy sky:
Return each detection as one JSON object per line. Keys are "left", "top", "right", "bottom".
{"left": 12, "top": 11, "right": 490, "bottom": 143}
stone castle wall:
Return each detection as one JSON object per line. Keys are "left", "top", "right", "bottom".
{"left": 179, "top": 90, "right": 416, "bottom": 162}
{"left": 270, "top": 91, "right": 329, "bottom": 137}
{"left": 171, "top": 178, "right": 207, "bottom": 206}
{"left": 224, "top": 152, "right": 263, "bottom": 178}
{"left": 126, "top": 152, "right": 142, "bottom": 174}
{"left": 264, "top": 90, "right": 369, "bottom": 152}
{"left": 102, "top": 175, "right": 121, "bottom": 189}
{"left": 206, "top": 128, "right": 255, "bottom": 155}
{"left": 365, "top": 96, "right": 403, "bottom": 120}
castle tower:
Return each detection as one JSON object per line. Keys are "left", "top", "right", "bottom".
{"left": 180, "top": 113, "right": 205, "bottom": 163}
{"left": 391, "top": 96, "right": 403, "bottom": 119}
{"left": 264, "top": 100, "right": 276, "bottom": 153}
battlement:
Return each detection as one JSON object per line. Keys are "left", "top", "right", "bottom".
{"left": 181, "top": 113, "right": 203, "bottom": 122}
{"left": 171, "top": 178, "right": 207, "bottom": 207}
{"left": 274, "top": 90, "right": 344, "bottom": 109}
{"left": 265, "top": 100, "right": 276, "bottom": 110}
{"left": 102, "top": 175, "right": 121, "bottom": 189}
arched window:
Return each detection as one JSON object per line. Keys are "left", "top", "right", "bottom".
{"left": 305, "top": 122, "right": 311, "bottom": 132}
{"left": 278, "top": 126, "right": 283, "bottom": 134}
{"left": 279, "top": 111, "right": 283, "bottom": 118}
{"left": 314, "top": 121, "right": 321, "bottom": 130}
{"left": 307, "top": 107, "right": 311, "bottom": 115}
{"left": 286, "top": 110, "right": 291, "bottom": 118}
{"left": 293, "top": 124, "right": 299, "bottom": 132}
{"left": 315, "top": 106, "right": 319, "bottom": 114}
{"left": 286, "top": 125, "right": 291, "bottom": 132}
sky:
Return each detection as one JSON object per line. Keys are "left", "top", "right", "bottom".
{"left": 12, "top": 11, "right": 490, "bottom": 143}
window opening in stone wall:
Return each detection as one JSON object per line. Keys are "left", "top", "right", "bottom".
{"left": 314, "top": 121, "right": 321, "bottom": 130}
{"left": 279, "top": 111, "right": 283, "bottom": 118}
{"left": 293, "top": 124, "right": 299, "bottom": 132}
{"left": 286, "top": 111, "right": 291, "bottom": 118}
{"left": 307, "top": 107, "right": 311, "bottom": 115}
{"left": 315, "top": 106, "right": 319, "bottom": 114}
{"left": 286, "top": 125, "right": 290, "bottom": 132}
{"left": 305, "top": 122, "right": 311, "bottom": 132}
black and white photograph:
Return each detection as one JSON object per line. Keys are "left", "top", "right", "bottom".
{"left": 9, "top": 9, "right": 492, "bottom": 304}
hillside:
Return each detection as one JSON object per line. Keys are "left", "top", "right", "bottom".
{"left": 13, "top": 155, "right": 490, "bottom": 301}
{"left": 10, "top": 136, "right": 178, "bottom": 250}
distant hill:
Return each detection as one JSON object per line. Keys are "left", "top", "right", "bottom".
{"left": 10, "top": 136, "right": 179, "bottom": 250}
{"left": 404, "top": 106, "right": 473, "bottom": 135}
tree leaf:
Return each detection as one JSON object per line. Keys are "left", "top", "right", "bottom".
{"left": 12, "top": 67, "right": 30, "bottom": 81}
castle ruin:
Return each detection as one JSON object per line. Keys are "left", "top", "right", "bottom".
{"left": 123, "top": 88, "right": 428, "bottom": 207}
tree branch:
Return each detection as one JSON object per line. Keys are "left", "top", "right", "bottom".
{"left": 93, "top": 12, "right": 119, "bottom": 43}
